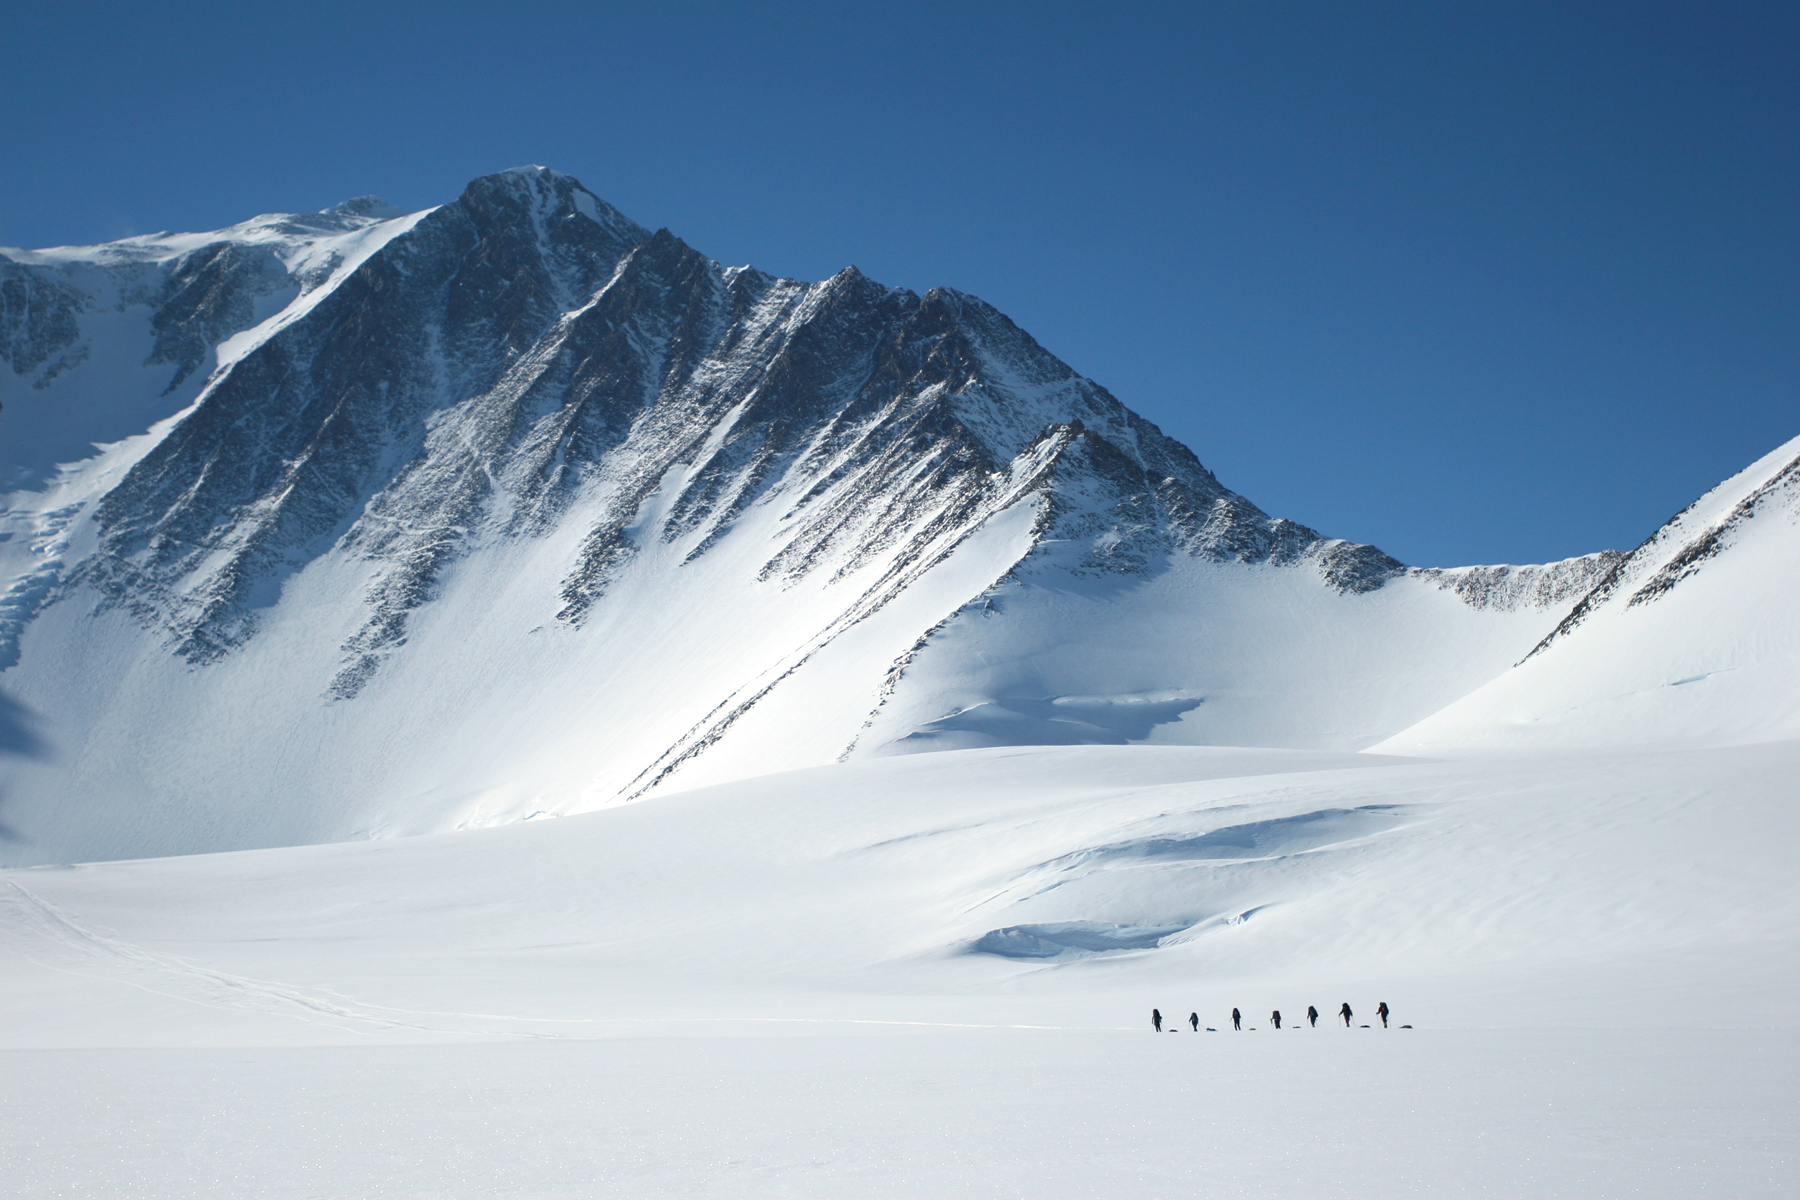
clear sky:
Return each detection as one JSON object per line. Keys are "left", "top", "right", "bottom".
{"left": 3, "top": 0, "right": 1793, "bottom": 567}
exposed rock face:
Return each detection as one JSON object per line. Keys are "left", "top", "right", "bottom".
{"left": 0, "top": 262, "right": 88, "bottom": 392}
{"left": 1411, "top": 552, "right": 1625, "bottom": 615}
{"left": 146, "top": 241, "right": 293, "bottom": 394}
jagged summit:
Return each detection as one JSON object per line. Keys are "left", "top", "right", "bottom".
{"left": 0, "top": 167, "right": 1665, "bottom": 865}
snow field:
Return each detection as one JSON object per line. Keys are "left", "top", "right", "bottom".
{"left": 6, "top": 742, "right": 1796, "bottom": 1046}
{"left": 4, "top": 1030, "right": 1792, "bottom": 1199}
{"left": 3, "top": 680, "right": 1795, "bottom": 1196}
{"left": 2, "top": 580, "right": 1786, "bottom": 1193}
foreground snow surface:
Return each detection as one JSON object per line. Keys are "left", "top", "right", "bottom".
{"left": 4, "top": 743, "right": 1797, "bottom": 1196}
{"left": 6, "top": 1031, "right": 1791, "bottom": 1199}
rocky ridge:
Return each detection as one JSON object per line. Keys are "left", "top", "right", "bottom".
{"left": 1524, "top": 444, "right": 1800, "bottom": 661}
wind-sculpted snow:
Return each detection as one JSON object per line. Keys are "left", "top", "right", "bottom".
{"left": 889, "top": 692, "right": 1207, "bottom": 751}
{"left": 971, "top": 920, "right": 1190, "bottom": 958}
{"left": 1066, "top": 805, "right": 1411, "bottom": 865}
{"left": 960, "top": 801, "right": 1417, "bottom": 961}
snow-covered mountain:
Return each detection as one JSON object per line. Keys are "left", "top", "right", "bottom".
{"left": 0, "top": 166, "right": 1748, "bottom": 867}
{"left": 1375, "top": 434, "right": 1800, "bottom": 753}
{"left": 5, "top": 169, "right": 1796, "bottom": 1199}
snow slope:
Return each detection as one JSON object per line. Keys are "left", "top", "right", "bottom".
{"left": 3, "top": 740, "right": 1795, "bottom": 1195}
{"left": 9, "top": 741, "right": 1794, "bottom": 1042}
{"left": 0, "top": 168, "right": 1619, "bottom": 866}
{"left": 1375, "top": 435, "right": 1800, "bottom": 754}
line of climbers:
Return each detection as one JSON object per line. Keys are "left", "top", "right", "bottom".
{"left": 1150, "top": 1001, "right": 1400, "bottom": 1032}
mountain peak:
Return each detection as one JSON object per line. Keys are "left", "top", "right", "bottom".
{"left": 321, "top": 195, "right": 409, "bottom": 219}
{"left": 484, "top": 164, "right": 596, "bottom": 197}
{"left": 499, "top": 163, "right": 565, "bottom": 178}
{"left": 456, "top": 166, "right": 648, "bottom": 248}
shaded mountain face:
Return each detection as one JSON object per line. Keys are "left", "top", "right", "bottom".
{"left": 0, "top": 168, "right": 1621, "bottom": 864}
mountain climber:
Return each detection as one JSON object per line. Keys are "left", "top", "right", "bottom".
{"left": 1339, "top": 1002, "right": 1353, "bottom": 1027}
{"left": 1152, "top": 1008, "right": 1162, "bottom": 1032}
{"left": 1307, "top": 1005, "right": 1319, "bottom": 1027}
{"left": 1231, "top": 1007, "right": 1241, "bottom": 1030}
{"left": 1377, "top": 1001, "right": 1390, "bottom": 1028}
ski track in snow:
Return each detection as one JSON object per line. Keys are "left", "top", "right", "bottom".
{"left": 1, "top": 881, "right": 510, "bottom": 1038}
{"left": 2, "top": 881, "right": 1095, "bottom": 1039}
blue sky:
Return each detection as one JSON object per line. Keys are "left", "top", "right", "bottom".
{"left": 4, "top": 0, "right": 1793, "bottom": 567}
